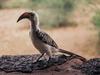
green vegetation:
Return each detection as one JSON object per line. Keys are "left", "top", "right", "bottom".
{"left": 0, "top": 3, "right": 2, "bottom": 9}
{"left": 93, "top": 11, "right": 100, "bottom": 28}
{"left": 31, "top": 0, "right": 76, "bottom": 28}
{"left": 92, "top": 10, "right": 100, "bottom": 54}
{"left": 0, "top": 1, "right": 3, "bottom": 9}
{"left": 2, "top": 0, "right": 32, "bottom": 8}
{"left": 0, "top": 0, "right": 77, "bottom": 28}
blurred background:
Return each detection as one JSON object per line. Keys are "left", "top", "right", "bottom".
{"left": 0, "top": 0, "right": 100, "bottom": 59}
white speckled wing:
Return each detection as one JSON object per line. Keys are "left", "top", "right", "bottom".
{"left": 35, "top": 30, "right": 58, "bottom": 48}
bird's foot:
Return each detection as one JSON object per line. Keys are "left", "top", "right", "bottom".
{"left": 47, "top": 58, "right": 55, "bottom": 65}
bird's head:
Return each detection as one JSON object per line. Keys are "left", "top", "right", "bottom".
{"left": 17, "top": 12, "right": 39, "bottom": 26}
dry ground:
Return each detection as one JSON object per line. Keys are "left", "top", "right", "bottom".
{"left": 0, "top": 9, "right": 99, "bottom": 59}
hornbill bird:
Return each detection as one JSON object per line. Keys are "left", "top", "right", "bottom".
{"left": 17, "top": 11, "right": 86, "bottom": 62}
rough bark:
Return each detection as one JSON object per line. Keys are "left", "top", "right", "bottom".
{"left": 0, "top": 54, "right": 99, "bottom": 75}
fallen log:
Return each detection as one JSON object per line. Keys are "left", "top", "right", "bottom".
{"left": 0, "top": 54, "right": 99, "bottom": 75}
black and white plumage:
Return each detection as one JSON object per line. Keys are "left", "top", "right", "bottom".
{"left": 35, "top": 30, "right": 58, "bottom": 48}
{"left": 17, "top": 11, "right": 87, "bottom": 62}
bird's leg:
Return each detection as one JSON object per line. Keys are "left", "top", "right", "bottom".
{"left": 45, "top": 48, "right": 58, "bottom": 63}
{"left": 35, "top": 53, "right": 45, "bottom": 62}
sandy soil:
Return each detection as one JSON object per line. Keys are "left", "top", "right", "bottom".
{"left": 0, "top": 9, "right": 99, "bottom": 59}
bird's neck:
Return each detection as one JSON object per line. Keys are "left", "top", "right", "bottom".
{"left": 30, "top": 19, "right": 40, "bottom": 32}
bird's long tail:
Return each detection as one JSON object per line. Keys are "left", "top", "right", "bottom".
{"left": 58, "top": 48, "right": 87, "bottom": 62}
